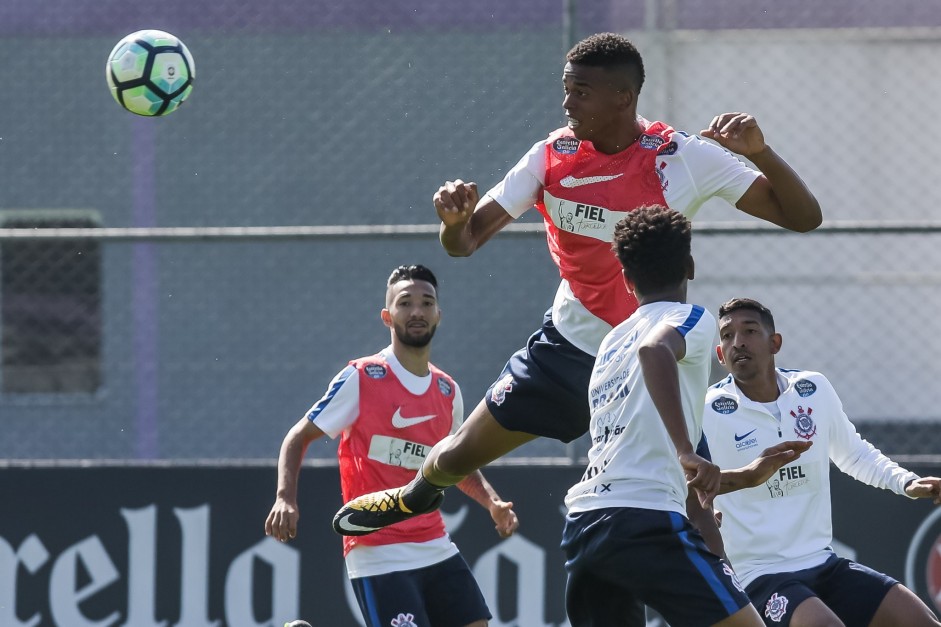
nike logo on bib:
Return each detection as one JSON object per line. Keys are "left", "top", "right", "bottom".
{"left": 391, "top": 408, "right": 437, "bottom": 429}
{"left": 734, "top": 429, "right": 758, "bottom": 442}
{"left": 559, "top": 173, "right": 624, "bottom": 188}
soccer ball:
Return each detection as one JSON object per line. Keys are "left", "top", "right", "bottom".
{"left": 106, "top": 30, "right": 195, "bottom": 116}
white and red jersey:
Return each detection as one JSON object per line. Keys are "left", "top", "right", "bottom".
{"left": 702, "top": 369, "right": 919, "bottom": 586}
{"left": 487, "top": 119, "right": 760, "bottom": 355}
{"left": 308, "top": 347, "right": 464, "bottom": 578}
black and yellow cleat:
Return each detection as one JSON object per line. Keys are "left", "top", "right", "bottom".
{"left": 332, "top": 486, "right": 444, "bottom": 536}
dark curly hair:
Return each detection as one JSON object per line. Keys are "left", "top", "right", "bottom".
{"left": 613, "top": 206, "right": 691, "bottom": 294}
{"left": 566, "top": 32, "right": 645, "bottom": 93}
{"left": 718, "top": 298, "right": 776, "bottom": 333}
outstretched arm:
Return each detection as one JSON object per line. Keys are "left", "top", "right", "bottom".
{"left": 719, "top": 440, "right": 813, "bottom": 495}
{"left": 701, "top": 112, "right": 822, "bottom": 233}
{"left": 265, "top": 418, "right": 326, "bottom": 542}
{"left": 456, "top": 470, "right": 519, "bottom": 538}
{"left": 434, "top": 180, "right": 515, "bottom": 257}
{"left": 905, "top": 477, "right": 941, "bottom": 504}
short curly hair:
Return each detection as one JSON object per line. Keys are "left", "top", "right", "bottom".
{"left": 612, "top": 206, "right": 691, "bottom": 294}
{"left": 566, "top": 32, "right": 645, "bottom": 93}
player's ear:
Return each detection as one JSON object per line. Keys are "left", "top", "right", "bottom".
{"left": 687, "top": 255, "right": 695, "bottom": 281}
{"left": 621, "top": 268, "right": 636, "bottom": 294}
{"left": 380, "top": 308, "right": 393, "bottom": 328}
{"left": 716, "top": 344, "right": 726, "bottom": 365}
{"left": 770, "top": 332, "right": 783, "bottom": 355}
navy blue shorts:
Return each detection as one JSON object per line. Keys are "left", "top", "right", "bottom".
{"left": 561, "top": 507, "right": 752, "bottom": 627}
{"left": 746, "top": 553, "right": 897, "bottom": 626}
{"left": 485, "top": 310, "right": 595, "bottom": 443}
{"left": 350, "top": 553, "right": 490, "bottom": 627}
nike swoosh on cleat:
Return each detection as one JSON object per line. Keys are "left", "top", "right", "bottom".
{"left": 734, "top": 429, "right": 758, "bottom": 441}
{"left": 391, "top": 408, "right": 437, "bottom": 429}
{"left": 334, "top": 513, "right": 378, "bottom": 534}
{"left": 559, "top": 174, "right": 624, "bottom": 188}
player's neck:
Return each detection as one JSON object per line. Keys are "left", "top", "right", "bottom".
{"left": 636, "top": 286, "right": 686, "bottom": 307}
{"left": 593, "top": 116, "right": 644, "bottom": 155}
{"left": 735, "top": 372, "right": 779, "bottom": 403}
{"left": 390, "top": 343, "right": 432, "bottom": 377}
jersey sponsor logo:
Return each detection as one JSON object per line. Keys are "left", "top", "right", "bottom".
{"left": 590, "top": 371, "right": 630, "bottom": 409}
{"left": 712, "top": 397, "right": 739, "bottom": 414}
{"left": 656, "top": 161, "right": 669, "bottom": 191}
{"left": 734, "top": 428, "right": 757, "bottom": 442}
{"left": 764, "top": 464, "right": 813, "bottom": 499}
{"left": 391, "top": 407, "right": 437, "bottom": 429}
{"left": 639, "top": 134, "right": 666, "bottom": 150}
{"left": 364, "top": 364, "right": 387, "bottom": 379}
{"left": 658, "top": 141, "right": 678, "bottom": 155}
{"left": 905, "top": 508, "right": 941, "bottom": 614}
{"left": 437, "top": 376, "right": 452, "bottom": 397}
{"left": 545, "top": 191, "right": 617, "bottom": 241}
{"left": 559, "top": 173, "right": 624, "bottom": 188}
{"left": 552, "top": 137, "right": 580, "bottom": 154}
{"left": 764, "top": 592, "right": 788, "bottom": 622}
{"left": 368, "top": 434, "right": 431, "bottom": 469}
{"left": 591, "top": 412, "right": 624, "bottom": 444}
{"left": 791, "top": 405, "right": 816, "bottom": 439}
{"left": 490, "top": 373, "right": 514, "bottom": 406}
{"left": 391, "top": 612, "right": 418, "bottom": 627}
{"left": 794, "top": 379, "right": 817, "bottom": 397}
{"left": 734, "top": 428, "right": 759, "bottom": 451}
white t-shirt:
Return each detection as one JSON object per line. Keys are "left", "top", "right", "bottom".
{"left": 487, "top": 127, "right": 759, "bottom": 356}
{"left": 308, "top": 347, "right": 465, "bottom": 578}
{"left": 703, "top": 369, "right": 919, "bottom": 586}
{"left": 565, "top": 302, "right": 717, "bottom": 516}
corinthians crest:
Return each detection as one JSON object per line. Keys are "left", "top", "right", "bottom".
{"left": 790, "top": 405, "right": 816, "bottom": 440}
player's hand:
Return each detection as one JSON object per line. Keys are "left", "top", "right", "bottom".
{"left": 680, "top": 452, "right": 721, "bottom": 508}
{"left": 433, "top": 179, "right": 478, "bottom": 228}
{"left": 700, "top": 112, "right": 767, "bottom": 159}
{"left": 488, "top": 499, "right": 519, "bottom": 538}
{"left": 905, "top": 477, "right": 941, "bottom": 504}
{"left": 265, "top": 498, "right": 300, "bottom": 542}
{"left": 744, "top": 440, "right": 813, "bottom": 487}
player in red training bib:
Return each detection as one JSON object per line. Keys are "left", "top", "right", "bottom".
{"left": 267, "top": 265, "right": 518, "bottom": 627}
{"left": 334, "top": 32, "right": 822, "bottom": 536}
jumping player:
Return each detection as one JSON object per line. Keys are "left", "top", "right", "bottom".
{"left": 266, "top": 265, "right": 518, "bottom": 626}
{"left": 334, "top": 32, "right": 821, "bottom": 535}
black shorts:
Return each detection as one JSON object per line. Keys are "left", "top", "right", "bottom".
{"left": 745, "top": 553, "right": 897, "bottom": 626}
{"left": 561, "top": 507, "right": 752, "bottom": 627}
{"left": 349, "top": 553, "right": 490, "bottom": 627}
{"left": 485, "top": 310, "right": 595, "bottom": 443}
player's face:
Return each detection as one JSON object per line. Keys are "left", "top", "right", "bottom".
{"left": 385, "top": 280, "right": 440, "bottom": 348}
{"left": 717, "top": 310, "right": 779, "bottom": 382}
{"left": 562, "top": 63, "right": 629, "bottom": 144}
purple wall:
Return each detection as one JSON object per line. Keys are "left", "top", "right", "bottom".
{"left": 2, "top": 0, "right": 935, "bottom": 37}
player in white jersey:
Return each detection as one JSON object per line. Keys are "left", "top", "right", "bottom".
{"left": 335, "top": 32, "right": 820, "bottom": 537}
{"left": 266, "top": 265, "right": 518, "bottom": 627}
{"left": 562, "top": 206, "right": 769, "bottom": 627}
{"left": 703, "top": 298, "right": 941, "bottom": 627}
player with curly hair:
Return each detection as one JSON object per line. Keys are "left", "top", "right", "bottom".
{"left": 334, "top": 31, "right": 820, "bottom": 537}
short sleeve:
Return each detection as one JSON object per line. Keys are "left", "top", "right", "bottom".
{"left": 664, "top": 305, "right": 716, "bottom": 365}
{"left": 306, "top": 365, "right": 360, "bottom": 439}
{"left": 679, "top": 134, "right": 761, "bottom": 206}
{"left": 485, "top": 139, "right": 545, "bottom": 218}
